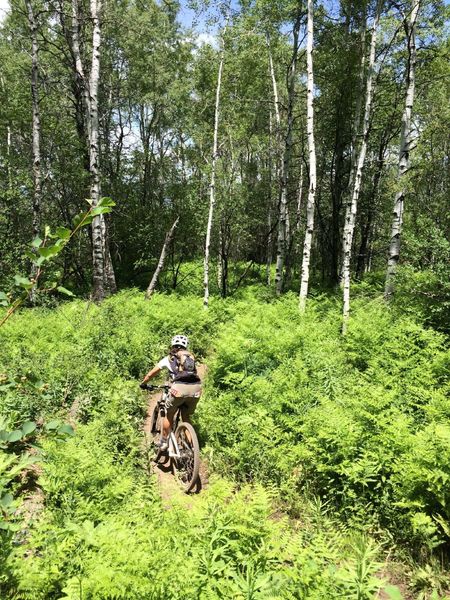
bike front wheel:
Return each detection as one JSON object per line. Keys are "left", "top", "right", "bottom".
{"left": 174, "top": 422, "right": 200, "bottom": 493}
{"left": 150, "top": 404, "right": 160, "bottom": 435}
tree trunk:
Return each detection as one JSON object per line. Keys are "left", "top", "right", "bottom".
{"left": 266, "top": 110, "right": 274, "bottom": 285}
{"left": 203, "top": 23, "right": 226, "bottom": 308}
{"left": 271, "top": 17, "right": 301, "bottom": 295}
{"left": 146, "top": 217, "right": 180, "bottom": 299}
{"left": 6, "top": 125, "right": 12, "bottom": 190}
{"left": 89, "top": 0, "right": 116, "bottom": 301}
{"left": 71, "top": 0, "right": 91, "bottom": 151}
{"left": 25, "top": 0, "right": 42, "bottom": 243}
{"left": 342, "top": 4, "right": 380, "bottom": 333}
{"left": 385, "top": 0, "right": 420, "bottom": 299}
{"left": 299, "top": 0, "right": 317, "bottom": 312}
{"left": 295, "top": 163, "right": 304, "bottom": 252}
{"left": 25, "top": 0, "right": 42, "bottom": 303}
{"left": 355, "top": 136, "right": 386, "bottom": 279}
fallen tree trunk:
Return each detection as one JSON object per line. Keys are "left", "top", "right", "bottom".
{"left": 146, "top": 217, "right": 180, "bottom": 299}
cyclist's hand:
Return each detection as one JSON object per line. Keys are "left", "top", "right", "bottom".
{"left": 139, "top": 382, "right": 148, "bottom": 390}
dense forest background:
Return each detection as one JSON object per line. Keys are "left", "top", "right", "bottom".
{"left": 0, "top": 0, "right": 449, "bottom": 597}
{"left": 0, "top": 0, "right": 448, "bottom": 323}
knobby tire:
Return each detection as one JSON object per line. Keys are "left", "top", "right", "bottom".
{"left": 174, "top": 422, "right": 200, "bottom": 493}
{"left": 151, "top": 403, "right": 167, "bottom": 465}
{"left": 150, "top": 404, "right": 160, "bottom": 435}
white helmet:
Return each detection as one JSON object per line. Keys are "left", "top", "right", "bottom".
{"left": 171, "top": 334, "right": 189, "bottom": 349}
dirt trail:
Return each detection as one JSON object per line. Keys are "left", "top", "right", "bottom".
{"left": 142, "top": 364, "right": 208, "bottom": 506}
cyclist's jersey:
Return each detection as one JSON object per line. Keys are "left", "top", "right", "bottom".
{"left": 157, "top": 355, "right": 177, "bottom": 380}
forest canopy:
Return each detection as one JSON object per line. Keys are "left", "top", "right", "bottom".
{"left": 0, "top": 0, "right": 448, "bottom": 325}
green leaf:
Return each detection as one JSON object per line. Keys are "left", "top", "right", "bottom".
{"left": 24, "top": 250, "right": 37, "bottom": 261}
{"left": 56, "top": 286, "right": 75, "bottom": 297}
{"left": 7, "top": 430, "right": 23, "bottom": 443}
{"left": 73, "top": 212, "right": 93, "bottom": 228}
{"left": 13, "top": 275, "right": 33, "bottom": 290}
{"left": 383, "top": 585, "right": 404, "bottom": 600}
{"left": 21, "top": 421, "right": 37, "bottom": 436}
{"left": 0, "top": 291, "right": 8, "bottom": 307}
{"left": 0, "top": 521, "right": 20, "bottom": 532}
{"left": 0, "top": 493, "right": 13, "bottom": 509}
{"left": 45, "top": 420, "right": 59, "bottom": 431}
{"left": 55, "top": 227, "right": 71, "bottom": 240}
{"left": 34, "top": 256, "right": 46, "bottom": 267}
{"left": 31, "top": 236, "right": 43, "bottom": 248}
{"left": 44, "top": 225, "right": 51, "bottom": 238}
{"left": 57, "top": 424, "right": 75, "bottom": 436}
{"left": 90, "top": 206, "right": 112, "bottom": 217}
{"left": 38, "top": 245, "right": 62, "bottom": 259}
{"left": 98, "top": 197, "right": 115, "bottom": 208}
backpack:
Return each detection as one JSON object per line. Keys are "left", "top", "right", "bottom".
{"left": 170, "top": 350, "right": 200, "bottom": 383}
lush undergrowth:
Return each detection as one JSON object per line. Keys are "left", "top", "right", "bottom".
{"left": 0, "top": 289, "right": 449, "bottom": 598}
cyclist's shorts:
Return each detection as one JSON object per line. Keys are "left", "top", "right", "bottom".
{"left": 165, "top": 383, "right": 202, "bottom": 421}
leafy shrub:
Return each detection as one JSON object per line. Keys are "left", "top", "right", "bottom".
{"left": 197, "top": 294, "right": 450, "bottom": 550}
{"left": 1, "top": 287, "right": 449, "bottom": 596}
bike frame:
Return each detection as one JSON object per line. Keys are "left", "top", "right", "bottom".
{"left": 154, "top": 386, "right": 182, "bottom": 459}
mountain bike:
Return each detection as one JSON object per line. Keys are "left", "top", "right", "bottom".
{"left": 143, "top": 384, "right": 200, "bottom": 493}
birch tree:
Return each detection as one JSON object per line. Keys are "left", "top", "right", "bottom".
{"left": 341, "top": 2, "right": 381, "bottom": 333}
{"left": 203, "top": 23, "right": 226, "bottom": 309}
{"left": 25, "top": 0, "right": 41, "bottom": 244}
{"left": 272, "top": 16, "right": 301, "bottom": 295}
{"left": 266, "top": 38, "right": 280, "bottom": 287}
{"left": 25, "top": 0, "right": 42, "bottom": 303}
{"left": 89, "top": 0, "right": 116, "bottom": 300}
{"left": 385, "top": 0, "right": 421, "bottom": 299}
{"left": 299, "top": 0, "right": 316, "bottom": 311}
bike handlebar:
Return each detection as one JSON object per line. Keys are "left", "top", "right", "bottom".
{"left": 142, "top": 383, "right": 171, "bottom": 391}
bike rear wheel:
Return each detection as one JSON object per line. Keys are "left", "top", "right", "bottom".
{"left": 174, "top": 422, "right": 200, "bottom": 493}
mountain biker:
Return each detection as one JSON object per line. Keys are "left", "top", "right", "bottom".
{"left": 140, "top": 334, "right": 202, "bottom": 451}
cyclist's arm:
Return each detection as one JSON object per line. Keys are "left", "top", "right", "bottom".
{"left": 141, "top": 365, "right": 161, "bottom": 384}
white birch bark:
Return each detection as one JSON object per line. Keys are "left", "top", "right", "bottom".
{"left": 0, "top": 74, "right": 13, "bottom": 190}
{"left": 267, "top": 34, "right": 282, "bottom": 130}
{"left": 295, "top": 163, "right": 304, "bottom": 253}
{"left": 385, "top": 0, "right": 420, "bottom": 298}
{"left": 146, "top": 217, "right": 180, "bottom": 299}
{"left": 342, "top": 5, "right": 381, "bottom": 333}
{"left": 25, "top": 0, "right": 42, "bottom": 304}
{"left": 102, "top": 214, "right": 117, "bottom": 293}
{"left": 7, "top": 126, "right": 12, "bottom": 190}
{"left": 88, "top": 0, "right": 116, "bottom": 300}
{"left": 25, "top": 0, "right": 42, "bottom": 243}
{"left": 203, "top": 24, "right": 226, "bottom": 309}
{"left": 299, "top": 0, "right": 317, "bottom": 311}
{"left": 266, "top": 209, "right": 273, "bottom": 285}
{"left": 265, "top": 90, "right": 276, "bottom": 286}
{"left": 217, "top": 221, "right": 223, "bottom": 291}
{"left": 89, "top": 0, "right": 106, "bottom": 301}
